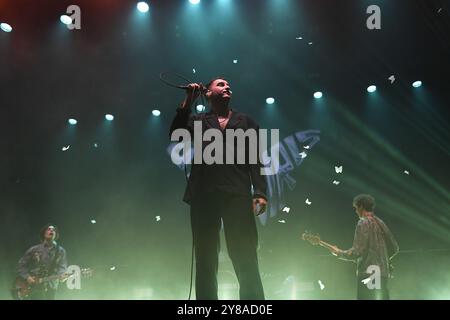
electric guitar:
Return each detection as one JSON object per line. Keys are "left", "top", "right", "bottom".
{"left": 301, "top": 231, "right": 395, "bottom": 276}
{"left": 301, "top": 231, "right": 339, "bottom": 256}
{"left": 11, "top": 268, "right": 93, "bottom": 300}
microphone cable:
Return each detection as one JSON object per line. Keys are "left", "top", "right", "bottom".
{"left": 160, "top": 71, "right": 209, "bottom": 300}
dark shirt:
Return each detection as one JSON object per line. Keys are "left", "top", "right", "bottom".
{"left": 169, "top": 107, "right": 267, "bottom": 204}
{"left": 339, "top": 215, "right": 399, "bottom": 278}
{"left": 17, "top": 241, "right": 68, "bottom": 290}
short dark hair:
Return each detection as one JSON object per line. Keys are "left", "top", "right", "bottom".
{"left": 40, "top": 224, "right": 59, "bottom": 240}
{"left": 205, "top": 77, "right": 229, "bottom": 90}
{"left": 353, "top": 194, "right": 376, "bottom": 212}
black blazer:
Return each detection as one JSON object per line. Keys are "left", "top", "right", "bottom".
{"left": 169, "top": 107, "right": 268, "bottom": 204}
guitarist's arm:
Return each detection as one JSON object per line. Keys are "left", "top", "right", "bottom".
{"left": 336, "top": 219, "right": 369, "bottom": 262}
{"left": 17, "top": 248, "right": 34, "bottom": 282}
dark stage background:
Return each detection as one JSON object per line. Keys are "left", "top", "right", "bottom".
{"left": 1, "top": 0, "right": 449, "bottom": 299}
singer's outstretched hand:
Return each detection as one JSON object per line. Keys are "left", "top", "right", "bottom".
{"left": 253, "top": 197, "right": 267, "bottom": 216}
{"left": 182, "top": 83, "right": 204, "bottom": 109}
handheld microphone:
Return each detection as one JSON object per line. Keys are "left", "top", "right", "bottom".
{"left": 177, "top": 84, "right": 208, "bottom": 93}
{"left": 255, "top": 202, "right": 265, "bottom": 216}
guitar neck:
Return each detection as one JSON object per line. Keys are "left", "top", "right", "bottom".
{"left": 318, "top": 240, "right": 335, "bottom": 252}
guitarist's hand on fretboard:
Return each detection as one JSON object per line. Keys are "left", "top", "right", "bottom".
{"left": 26, "top": 276, "right": 36, "bottom": 285}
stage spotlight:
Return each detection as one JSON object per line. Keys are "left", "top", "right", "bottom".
{"left": 137, "top": 2, "right": 149, "bottom": 13}
{"left": 412, "top": 80, "right": 422, "bottom": 88}
{"left": 152, "top": 110, "right": 161, "bottom": 117}
{"left": 0, "top": 23, "right": 12, "bottom": 33}
{"left": 189, "top": 0, "right": 201, "bottom": 4}
{"left": 68, "top": 118, "right": 77, "bottom": 125}
{"left": 367, "top": 85, "right": 377, "bottom": 93}
{"left": 105, "top": 114, "right": 114, "bottom": 121}
{"left": 60, "top": 15, "right": 72, "bottom": 25}
{"left": 313, "top": 91, "right": 323, "bottom": 99}
{"left": 266, "top": 97, "right": 275, "bottom": 104}
{"left": 196, "top": 105, "right": 205, "bottom": 112}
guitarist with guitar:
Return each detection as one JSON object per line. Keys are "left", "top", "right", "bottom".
{"left": 303, "top": 194, "right": 399, "bottom": 300}
{"left": 14, "top": 224, "right": 68, "bottom": 300}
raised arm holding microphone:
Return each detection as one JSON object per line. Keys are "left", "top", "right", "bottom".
{"left": 169, "top": 77, "right": 267, "bottom": 300}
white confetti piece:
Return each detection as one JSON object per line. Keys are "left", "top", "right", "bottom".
{"left": 308, "top": 42, "right": 313, "bottom": 45}
{"left": 438, "top": 8, "right": 442, "bottom": 13}
{"left": 404, "top": 170, "right": 410, "bottom": 175}
{"left": 303, "top": 145, "right": 310, "bottom": 149}
{"left": 62, "top": 145, "right": 70, "bottom": 151}
{"left": 335, "top": 166, "right": 343, "bottom": 174}
{"left": 333, "top": 180, "right": 340, "bottom": 185}
{"left": 278, "top": 220, "right": 286, "bottom": 224}
{"left": 94, "top": 143, "right": 98, "bottom": 148}
{"left": 305, "top": 199, "right": 312, "bottom": 205}
{"left": 388, "top": 75, "right": 395, "bottom": 84}
{"left": 156, "top": 216, "right": 161, "bottom": 221}
{"left": 192, "top": 68, "right": 196, "bottom": 74}
{"left": 295, "top": 36, "right": 303, "bottom": 40}
{"left": 361, "top": 277, "right": 371, "bottom": 285}
{"left": 299, "top": 152, "right": 307, "bottom": 159}
{"left": 110, "top": 266, "right": 116, "bottom": 271}
{"left": 233, "top": 59, "right": 238, "bottom": 64}
{"left": 318, "top": 280, "right": 325, "bottom": 290}
{"left": 90, "top": 219, "right": 96, "bottom": 224}
{"left": 282, "top": 207, "right": 290, "bottom": 213}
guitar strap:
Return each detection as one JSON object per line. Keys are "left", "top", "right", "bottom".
{"left": 46, "top": 244, "right": 61, "bottom": 278}
{"left": 41, "top": 244, "right": 60, "bottom": 292}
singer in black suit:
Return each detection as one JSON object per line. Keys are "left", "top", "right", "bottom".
{"left": 169, "top": 78, "right": 267, "bottom": 300}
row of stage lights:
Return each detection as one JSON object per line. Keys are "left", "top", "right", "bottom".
{"left": 65, "top": 79, "right": 423, "bottom": 125}
{"left": 137, "top": 0, "right": 201, "bottom": 13}
{"left": 67, "top": 110, "right": 161, "bottom": 125}
{"left": 264, "top": 80, "right": 422, "bottom": 105}
{"left": 2, "top": 0, "right": 423, "bottom": 111}
{"left": 0, "top": 1, "right": 201, "bottom": 32}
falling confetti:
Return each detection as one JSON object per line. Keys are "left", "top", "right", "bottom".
{"left": 388, "top": 75, "right": 396, "bottom": 84}
{"left": 295, "top": 36, "right": 303, "bottom": 40}
{"left": 305, "top": 199, "right": 312, "bottom": 205}
{"left": 299, "top": 152, "right": 307, "bottom": 159}
{"left": 282, "top": 207, "right": 290, "bottom": 213}
{"left": 156, "top": 216, "right": 161, "bottom": 222}
{"left": 192, "top": 68, "right": 196, "bottom": 74}
{"left": 437, "top": 8, "right": 442, "bottom": 13}
{"left": 318, "top": 280, "right": 325, "bottom": 290}
{"left": 303, "top": 145, "right": 310, "bottom": 149}
{"left": 278, "top": 220, "right": 286, "bottom": 224}
{"left": 335, "top": 166, "right": 343, "bottom": 174}
{"left": 90, "top": 219, "right": 96, "bottom": 224}
{"left": 308, "top": 42, "right": 313, "bottom": 45}
{"left": 233, "top": 59, "right": 238, "bottom": 64}
{"left": 361, "top": 277, "right": 371, "bottom": 285}
{"left": 110, "top": 266, "right": 116, "bottom": 271}
{"left": 333, "top": 180, "right": 340, "bottom": 185}
{"left": 404, "top": 170, "right": 410, "bottom": 175}
{"left": 94, "top": 143, "right": 98, "bottom": 148}
{"left": 62, "top": 145, "right": 70, "bottom": 151}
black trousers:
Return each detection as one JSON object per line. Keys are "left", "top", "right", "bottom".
{"left": 357, "top": 276, "right": 390, "bottom": 300}
{"left": 190, "top": 192, "right": 264, "bottom": 300}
